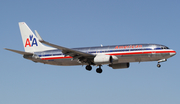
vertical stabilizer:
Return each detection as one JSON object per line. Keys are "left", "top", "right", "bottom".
{"left": 19, "top": 22, "right": 55, "bottom": 52}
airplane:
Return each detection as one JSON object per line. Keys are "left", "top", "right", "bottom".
{"left": 5, "top": 22, "right": 176, "bottom": 73}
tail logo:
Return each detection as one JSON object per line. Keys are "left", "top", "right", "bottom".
{"left": 25, "top": 35, "right": 38, "bottom": 47}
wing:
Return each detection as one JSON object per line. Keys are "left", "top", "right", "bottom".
{"left": 35, "top": 30, "right": 95, "bottom": 63}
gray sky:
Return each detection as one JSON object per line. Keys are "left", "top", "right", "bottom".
{"left": 0, "top": 0, "right": 179, "bottom": 104}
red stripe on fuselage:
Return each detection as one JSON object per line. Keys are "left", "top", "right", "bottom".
{"left": 41, "top": 56, "right": 72, "bottom": 60}
{"left": 107, "top": 50, "right": 176, "bottom": 56}
{"left": 40, "top": 50, "right": 176, "bottom": 60}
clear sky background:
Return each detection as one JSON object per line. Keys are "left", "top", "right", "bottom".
{"left": 0, "top": 0, "right": 180, "bottom": 104}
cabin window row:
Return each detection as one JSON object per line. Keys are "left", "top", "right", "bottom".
{"left": 38, "top": 47, "right": 165, "bottom": 57}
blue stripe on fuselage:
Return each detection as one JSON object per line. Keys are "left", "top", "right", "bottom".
{"left": 35, "top": 47, "right": 164, "bottom": 58}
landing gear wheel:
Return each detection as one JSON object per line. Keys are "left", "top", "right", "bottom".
{"left": 157, "top": 64, "right": 161, "bottom": 68}
{"left": 86, "top": 65, "right": 92, "bottom": 71}
{"left": 96, "top": 68, "right": 102, "bottom": 73}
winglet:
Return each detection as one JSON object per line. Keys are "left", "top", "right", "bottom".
{"left": 35, "top": 30, "right": 43, "bottom": 42}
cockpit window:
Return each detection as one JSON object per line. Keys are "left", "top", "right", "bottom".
{"left": 161, "top": 47, "right": 169, "bottom": 49}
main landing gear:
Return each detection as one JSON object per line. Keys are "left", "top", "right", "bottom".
{"left": 85, "top": 65, "right": 103, "bottom": 73}
{"left": 96, "top": 66, "right": 102, "bottom": 73}
{"left": 86, "top": 65, "right": 92, "bottom": 71}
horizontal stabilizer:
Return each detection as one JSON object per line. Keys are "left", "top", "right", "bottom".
{"left": 4, "top": 48, "right": 33, "bottom": 55}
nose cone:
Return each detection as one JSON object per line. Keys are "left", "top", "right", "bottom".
{"left": 170, "top": 50, "right": 176, "bottom": 57}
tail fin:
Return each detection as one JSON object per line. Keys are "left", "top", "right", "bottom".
{"left": 19, "top": 22, "right": 55, "bottom": 52}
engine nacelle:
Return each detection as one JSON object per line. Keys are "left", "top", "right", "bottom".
{"left": 94, "top": 55, "right": 118, "bottom": 65}
{"left": 109, "top": 63, "right": 130, "bottom": 69}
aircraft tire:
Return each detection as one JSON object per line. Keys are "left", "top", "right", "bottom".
{"left": 157, "top": 64, "right": 161, "bottom": 68}
{"left": 86, "top": 65, "right": 92, "bottom": 71}
{"left": 96, "top": 68, "right": 102, "bottom": 73}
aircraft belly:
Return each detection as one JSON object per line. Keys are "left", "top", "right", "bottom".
{"left": 116, "top": 53, "right": 170, "bottom": 63}
{"left": 29, "top": 52, "right": 172, "bottom": 66}
{"left": 29, "top": 57, "right": 82, "bottom": 66}
{"left": 49, "top": 59, "right": 83, "bottom": 66}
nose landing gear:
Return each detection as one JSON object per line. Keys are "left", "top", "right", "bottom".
{"left": 157, "top": 59, "right": 167, "bottom": 68}
{"left": 157, "top": 63, "right": 161, "bottom": 68}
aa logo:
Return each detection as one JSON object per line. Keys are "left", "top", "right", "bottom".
{"left": 25, "top": 35, "right": 38, "bottom": 47}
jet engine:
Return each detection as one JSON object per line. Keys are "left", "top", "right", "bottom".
{"left": 109, "top": 63, "right": 130, "bottom": 69}
{"left": 94, "top": 55, "right": 118, "bottom": 65}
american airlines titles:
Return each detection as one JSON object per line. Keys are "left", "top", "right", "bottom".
{"left": 115, "top": 45, "right": 142, "bottom": 49}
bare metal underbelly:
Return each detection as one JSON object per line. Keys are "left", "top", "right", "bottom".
{"left": 117, "top": 53, "right": 170, "bottom": 63}
{"left": 29, "top": 53, "right": 171, "bottom": 66}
